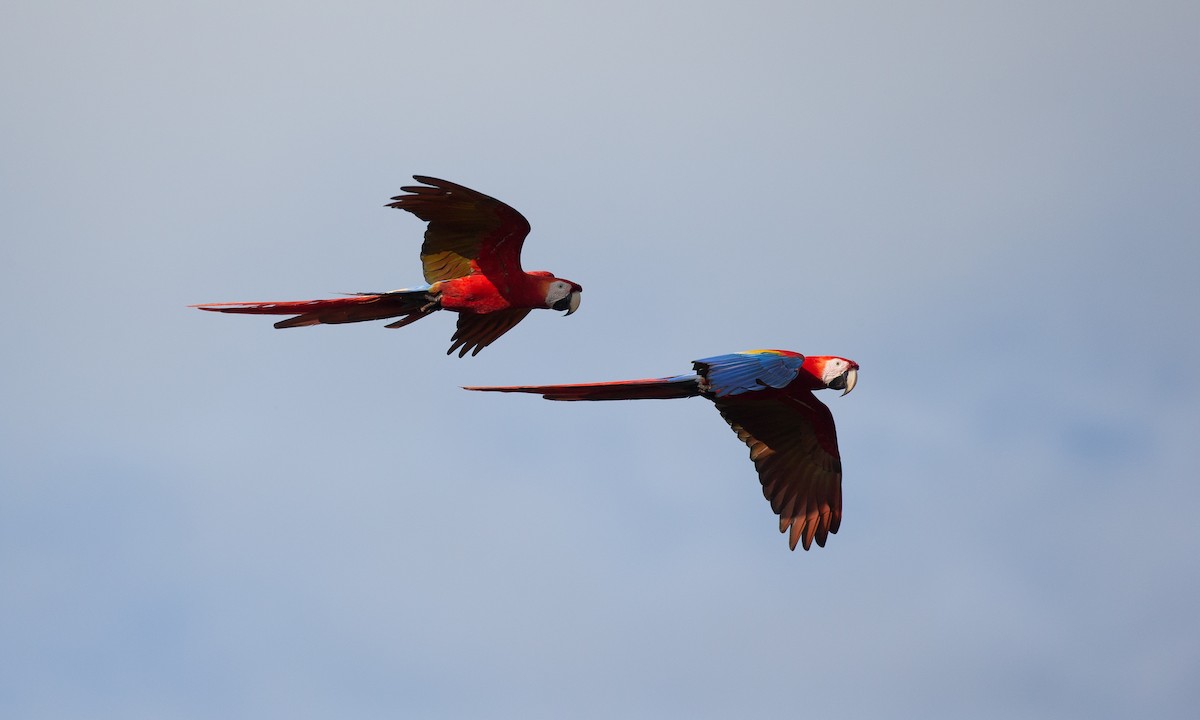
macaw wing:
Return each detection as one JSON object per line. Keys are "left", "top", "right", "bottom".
{"left": 387, "top": 176, "right": 531, "bottom": 285}
{"left": 447, "top": 308, "right": 531, "bottom": 357}
{"left": 693, "top": 349, "right": 806, "bottom": 398}
{"left": 713, "top": 391, "right": 842, "bottom": 551}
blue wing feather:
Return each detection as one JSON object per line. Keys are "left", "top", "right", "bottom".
{"left": 692, "top": 350, "right": 805, "bottom": 398}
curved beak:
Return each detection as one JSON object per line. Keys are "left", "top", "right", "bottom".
{"left": 563, "top": 290, "right": 581, "bottom": 316}
{"left": 840, "top": 367, "right": 858, "bottom": 396}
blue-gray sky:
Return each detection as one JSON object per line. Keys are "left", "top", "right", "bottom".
{"left": 3, "top": 1, "right": 1198, "bottom": 717}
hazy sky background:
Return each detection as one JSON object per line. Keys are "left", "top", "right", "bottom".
{"left": 3, "top": 1, "right": 1198, "bottom": 717}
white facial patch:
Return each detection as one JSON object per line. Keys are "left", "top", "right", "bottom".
{"left": 544, "top": 280, "right": 572, "bottom": 306}
{"left": 822, "top": 358, "right": 848, "bottom": 385}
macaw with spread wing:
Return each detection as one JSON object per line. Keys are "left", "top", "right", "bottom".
{"left": 193, "top": 176, "right": 582, "bottom": 356}
{"left": 466, "top": 350, "right": 859, "bottom": 551}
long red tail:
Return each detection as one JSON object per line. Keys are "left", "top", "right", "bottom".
{"left": 192, "top": 291, "right": 433, "bottom": 329}
{"left": 465, "top": 374, "right": 700, "bottom": 401}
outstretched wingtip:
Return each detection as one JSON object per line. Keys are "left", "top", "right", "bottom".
{"left": 408, "top": 175, "right": 457, "bottom": 191}
{"left": 388, "top": 175, "right": 464, "bottom": 207}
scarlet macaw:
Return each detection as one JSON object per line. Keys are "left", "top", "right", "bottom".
{"left": 466, "top": 350, "right": 859, "bottom": 551}
{"left": 193, "top": 176, "right": 582, "bottom": 356}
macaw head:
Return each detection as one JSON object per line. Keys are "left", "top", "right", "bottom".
{"left": 804, "top": 356, "right": 860, "bottom": 396}
{"left": 533, "top": 273, "right": 583, "bottom": 315}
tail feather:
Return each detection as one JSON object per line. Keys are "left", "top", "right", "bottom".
{"left": 465, "top": 374, "right": 700, "bottom": 401}
{"left": 192, "top": 291, "right": 435, "bottom": 329}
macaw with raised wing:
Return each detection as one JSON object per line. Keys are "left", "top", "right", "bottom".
{"left": 193, "top": 176, "right": 582, "bottom": 356}
{"left": 466, "top": 350, "right": 859, "bottom": 551}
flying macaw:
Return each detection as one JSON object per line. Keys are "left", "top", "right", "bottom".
{"left": 193, "top": 176, "right": 583, "bottom": 356}
{"left": 466, "top": 350, "right": 859, "bottom": 551}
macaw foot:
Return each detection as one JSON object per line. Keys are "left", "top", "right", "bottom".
{"left": 420, "top": 293, "right": 441, "bottom": 313}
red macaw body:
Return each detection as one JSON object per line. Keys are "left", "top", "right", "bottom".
{"left": 193, "top": 176, "right": 582, "bottom": 356}
{"left": 467, "top": 350, "right": 859, "bottom": 551}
